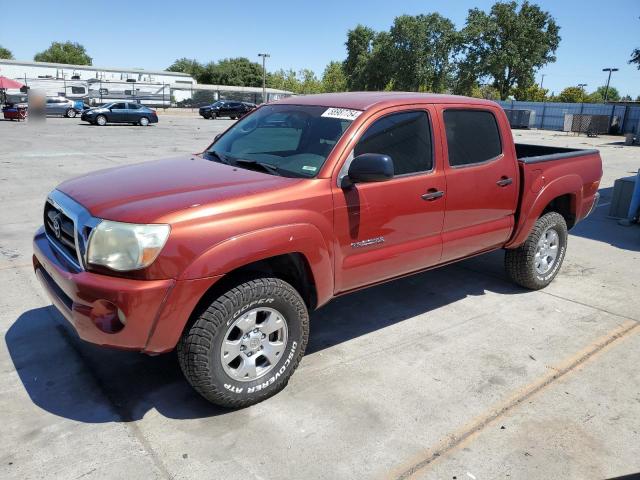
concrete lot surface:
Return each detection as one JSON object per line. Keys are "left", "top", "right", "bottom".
{"left": 1, "top": 116, "right": 639, "bottom": 480}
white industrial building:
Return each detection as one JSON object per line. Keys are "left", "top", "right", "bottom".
{"left": 0, "top": 59, "right": 195, "bottom": 85}
{"left": 0, "top": 59, "right": 292, "bottom": 106}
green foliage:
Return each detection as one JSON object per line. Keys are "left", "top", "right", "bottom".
{"left": 513, "top": 83, "right": 548, "bottom": 101}
{"left": 267, "top": 69, "right": 301, "bottom": 92}
{"left": 459, "top": 1, "right": 560, "bottom": 100}
{"left": 321, "top": 61, "right": 347, "bottom": 92}
{"left": 34, "top": 41, "right": 92, "bottom": 65}
{"left": 343, "top": 25, "right": 378, "bottom": 90}
{"left": 267, "top": 69, "right": 322, "bottom": 94}
{"left": 557, "top": 86, "right": 586, "bottom": 103}
{"left": 167, "top": 57, "right": 263, "bottom": 87}
{"left": 388, "top": 14, "right": 459, "bottom": 92}
{"left": 631, "top": 48, "right": 640, "bottom": 69}
{"left": 469, "top": 84, "right": 501, "bottom": 100}
{"left": 166, "top": 58, "right": 204, "bottom": 79}
{"left": 0, "top": 45, "right": 13, "bottom": 60}
{"left": 593, "top": 85, "right": 620, "bottom": 102}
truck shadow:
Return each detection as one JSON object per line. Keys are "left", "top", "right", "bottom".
{"left": 6, "top": 253, "right": 523, "bottom": 423}
{"left": 568, "top": 187, "right": 640, "bottom": 252}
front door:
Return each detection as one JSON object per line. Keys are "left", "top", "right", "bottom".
{"left": 332, "top": 107, "right": 446, "bottom": 292}
{"left": 109, "top": 102, "right": 128, "bottom": 122}
{"left": 438, "top": 106, "right": 518, "bottom": 262}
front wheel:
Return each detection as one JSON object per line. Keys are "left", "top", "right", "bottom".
{"left": 505, "top": 212, "right": 568, "bottom": 290}
{"left": 65, "top": 108, "right": 77, "bottom": 118}
{"left": 95, "top": 115, "right": 107, "bottom": 126}
{"left": 209, "top": 112, "right": 217, "bottom": 120}
{"left": 178, "top": 278, "right": 309, "bottom": 408}
{"left": 139, "top": 116, "right": 150, "bottom": 126}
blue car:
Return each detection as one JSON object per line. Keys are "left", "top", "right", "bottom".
{"left": 81, "top": 102, "right": 159, "bottom": 126}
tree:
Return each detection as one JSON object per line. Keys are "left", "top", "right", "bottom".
{"left": 631, "top": 49, "right": 640, "bottom": 69}
{"left": 590, "top": 85, "right": 620, "bottom": 102}
{"left": 557, "top": 86, "right": 586, "bottom": 103}
{"left": 343, "top": 25, "right": 377, "bottom": 90}
{"left": 460, "top": 1, "right": 560, "bottom": 100}
{"left": 298, "top": 69, "right": 322, "bottom": 94}
{"left": 206, "top": 57, "right": 263, "bottom": 87}
{"left": 268, "top": 69, "right": 301, "bottom": 93}
{"left": 321, "top": 61, "right": 347, "bottom": 92}
{"left": 166, "top": 57, "right": 204, "bottom": 80}
{"left": 388, "top": 14, "right": 459, "bottom": 92}
{"left": 0, "top": 45, "right": 13, "bottom": 60}
{"left": 34, "top": 41, "right": 92, "bottom": 65}
{"left": 470, "top": 84, "right": 501, "bottom": 100}
{"left": 513, "top": 83, "right": 548, "bottom": 101}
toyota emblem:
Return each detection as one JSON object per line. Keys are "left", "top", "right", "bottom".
{"left": 52, "top": 214, "right": 62, "bottom": 239}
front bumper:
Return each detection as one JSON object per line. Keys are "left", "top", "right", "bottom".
{"left": 33, "top": 227, "right": 219, "bottom": 353}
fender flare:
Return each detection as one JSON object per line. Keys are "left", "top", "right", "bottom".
{"left": 506, "top": 174, "right": 582, "bottom": 248}
{"left": 179, "top": 223, "right": 334, "bottom": 306}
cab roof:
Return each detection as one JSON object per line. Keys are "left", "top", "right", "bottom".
{"left": 272, "top": 91, "right": 498, "bottom": 111}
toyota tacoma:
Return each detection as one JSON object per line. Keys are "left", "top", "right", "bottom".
{"left": 33, "top": 92, "right": 603, "bottom": 408}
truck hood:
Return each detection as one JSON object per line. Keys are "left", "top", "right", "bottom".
{"left": 57, "top": 155, "right": 300, "bottom": 223}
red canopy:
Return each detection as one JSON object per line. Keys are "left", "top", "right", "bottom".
{"left": 0, "top": 76, "right": 24, "bottom": 90}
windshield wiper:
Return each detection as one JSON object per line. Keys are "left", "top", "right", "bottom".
{"left": 233, "top": 158, "right": 282, "bottom": 176}
{"left": 205, "top": 150, "right": 232, "bottom": 165}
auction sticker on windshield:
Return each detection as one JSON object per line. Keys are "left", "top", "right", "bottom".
{"left": 321, "top": 107, "right": 362, "bottom": 121}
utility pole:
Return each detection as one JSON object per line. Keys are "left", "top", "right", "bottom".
{"left": 539, "top": 74, "right": 546, "bottom": 90}
{"left": 602, "top": 68, "right": 619, "bottom": 102}
{"left": 258, "top": 53, "right": 270, "bottom": 104}
{"left": 578, "top": 83, "right": 587, "bottom": 100}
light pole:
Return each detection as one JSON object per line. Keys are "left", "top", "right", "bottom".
{"left": 602, "top": 68, "right": 619, "bottom": 102}
{"left": 258, "top": 53, "right": 270, "bottom": 103}
{"left": 578, "top": 83, "right": 587, "bottom": 99}
{"left": 539, "top": 74, "right": 546, "bottom": 90}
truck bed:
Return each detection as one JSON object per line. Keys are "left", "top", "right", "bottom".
{"left": 515, "top": 143, "right": 599, "bottom": 164}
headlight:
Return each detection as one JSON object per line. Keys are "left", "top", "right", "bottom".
{"left": 87, "top": 220, "right": 170, "bottom": 271}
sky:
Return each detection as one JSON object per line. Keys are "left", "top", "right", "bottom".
{"left": 1, "top": 0, "right": 638, "bottom": 97}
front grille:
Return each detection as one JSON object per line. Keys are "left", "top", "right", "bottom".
{"left": 44, "top": 201, "right": 79, "bottom": 265}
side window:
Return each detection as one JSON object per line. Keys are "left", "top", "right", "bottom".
{"left": 71, "top": 86, "right": 85, "bottom": 94}
{"left": 127, "top": 103, "right": 140, "bottom": 110}
{"left": 354, "top": 111, "right": 432, "bottom": 175}
{"left": 443, "top": 110, "right": 502, "bottom": 167}
{"left": 112, "top": 103, "right": 127, "bottom": 109}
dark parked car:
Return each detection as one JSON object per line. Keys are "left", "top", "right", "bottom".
{"left": 198, "top": 101, "right": 255, "bottom": 120}
{"left": 81, "top": 102, "right": 158, "bottom": 126}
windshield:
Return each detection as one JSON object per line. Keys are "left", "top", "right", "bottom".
{"left": 205, "top": 104, "right": 357, "bottom": 178}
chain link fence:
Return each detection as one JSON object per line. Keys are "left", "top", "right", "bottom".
{"left": 498, "top": 100, "right": 640, "bottom": 134}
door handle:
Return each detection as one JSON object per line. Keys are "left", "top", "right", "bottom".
{"left": 421, "top": 190, "right": 445, "bottom": 201}
{"left": 496, "top": 177, "right": 513, "bottom": 187}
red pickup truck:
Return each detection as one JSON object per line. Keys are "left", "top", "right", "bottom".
{"left": 33, "top": 92, "right": 602, "bottom": 407}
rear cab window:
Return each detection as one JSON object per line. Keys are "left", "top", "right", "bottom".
{"left": 443, "top": 109, "right": 502, "bottom": 167}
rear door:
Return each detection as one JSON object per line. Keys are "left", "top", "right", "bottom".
{"left": 126, "top": 102, "right": 142, "bottom": 122}
{"left": 332, "top": 106, "right": 446, "bottom": 292}
{"left": 438, "top": 106, "right": 518, "bottom": 262}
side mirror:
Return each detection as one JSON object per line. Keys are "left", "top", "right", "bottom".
{"left": 342, "top": 153, "right": 394, "bottom": 187}
{"left": 214, "top": 133, "right": 222, "bottom": 141}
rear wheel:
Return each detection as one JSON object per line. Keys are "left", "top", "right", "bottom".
{"left": 65, "top": 108, "right": 77, "bottom": 118}
{"left": 139, "top": 116, "right": 150, "bottom": 126}
{"left": 95, "top": 115, "right": 107, "bottom": 126}
{"left": 178, "top": 278, "right": 309, "bottom": 408}
{"left": 505, "top": 212, "right": 568, "bottom": 290}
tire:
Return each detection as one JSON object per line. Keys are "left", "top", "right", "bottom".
{"left": 505, "top": 212, "right": 568, "bottom": 290}
{"left": 95, "top": 115, "right": 107, "bottom": 126}
{"left": 178, "top": 278, "right": 309, "bottom": 408}
{"left": 210, "top": 112, "right": 217, "bottom": 120}
{"left": 203, "top": 113, "right": 211, "bottom": 119}
{"left": 139, "top": 116, "right": 150, "bottom": 126}
{"left": 65, "top": 108, "right": 77, "bottom": 118}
